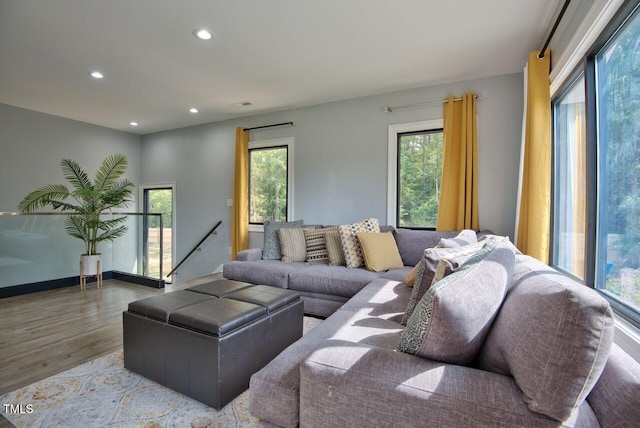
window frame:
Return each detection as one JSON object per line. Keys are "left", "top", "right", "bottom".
{"left": 247, "top": 137, "right": 294, "bottom": 233}
{"left": 387, "top": 120, "right": 443, "bottom": 229}
{"left": 550, "top": 0, "right": 640, "bottom": 329}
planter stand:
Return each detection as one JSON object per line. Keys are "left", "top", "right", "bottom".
{"left": 80, "top": 259, "right": 102, "bottom": 289}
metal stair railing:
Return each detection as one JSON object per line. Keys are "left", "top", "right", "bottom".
{"left": 167, "top": 220, "right": 222, "bottom": 277}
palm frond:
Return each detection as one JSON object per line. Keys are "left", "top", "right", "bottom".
{"left": 97, "top": 216, "right": 128, "bottom": 231}
{"left": 61, "top": 159, "right": 92, "bottom": 192}
{"left": 94, "top": 154, "right": 128, "bottom": 191}
{"left": 64, "top": 216, "right": 91, "bottom": 254}
{"left": 18, "top": 184, "right": 70, "bottom": 213}
{"left": 100, "top": 180, "right": 134, "bottom": 209}
{"left": 95, "top": 225, "right": 128, "bottom": 243}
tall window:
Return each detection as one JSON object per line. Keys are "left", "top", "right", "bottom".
{"left": 387, "top": 119, "right": 444, "bottom": 229}
{"left": 552, "top": 0, "right": 640, "bottom": 326}
{"left": 553, "top": 76, "right": 586, "bottom": 279}
{"left": 248, "top": 138, "right": 293, "bottom": 226}
{"left": 397, "top": 129, "right": 444, "bottom": 228}
{"left": 595, "top": 4, "right": 640, "bottom": 318}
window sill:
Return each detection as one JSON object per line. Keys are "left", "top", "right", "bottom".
{"left": 248, "top": 224, "right": 264, "bottom": 233}
{"left": 615, "top": 316, "right": 640, "bottom": 362}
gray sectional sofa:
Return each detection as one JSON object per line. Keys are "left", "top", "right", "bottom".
{"left": 223, "top": 227, "right": 640, "bottom": 427}
{"left": 223, "top": 226, "right": 466, "bottom": 317}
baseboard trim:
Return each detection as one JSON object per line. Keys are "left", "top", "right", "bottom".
{"left": 0, "top": 271, "right": 114, "bottom": 299}
{"left": 112, "top": 271, "right": 165, "bottom": 289}
{"left": 0, "top": 270, "right": 164, "bottom": 298}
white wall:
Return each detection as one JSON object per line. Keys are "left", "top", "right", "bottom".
{"left": 141, "top": 73, "right": 524, "bottom": 283}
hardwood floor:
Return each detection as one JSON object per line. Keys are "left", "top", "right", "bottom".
{"left": 0, "top": 274, "right": 222, "bottom": 397}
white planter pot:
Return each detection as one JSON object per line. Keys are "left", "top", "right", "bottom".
{"left": 80, "top": 254, "right": 102, "bottom": 276}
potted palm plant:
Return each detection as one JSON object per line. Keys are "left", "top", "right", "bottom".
{"left": 18, "top": 153, "right": 135, "bottom": 277}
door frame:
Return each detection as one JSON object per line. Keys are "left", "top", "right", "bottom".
{"left": 139, "top": 182, "right": 176, "bottom": 281}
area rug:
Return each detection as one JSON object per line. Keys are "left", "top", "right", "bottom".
{"left": 1, "top": 316, "right": 322, "bottom": 428}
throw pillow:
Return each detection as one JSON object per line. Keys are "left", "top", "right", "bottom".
{"left": 278, "top": 228, "right": 307, "bottom": 262}
{"left": 356, "top": 232, "right": 404, "bottom": 272}
{"left": 475, "top": 255, "right": 615, "bottom": 421}
{"left": 325, "top": 230, "right": 346, "bottom": 266}
{"left": 304, "top": 227, "right": 338, "bottom": 265}
{"left": 338, "top": 218, "right": 380, "bottom": 268}
{"left": 436, "top": 229, "right": 478, "bottom": 248}
{"left": 405, "top": 262, "right": 421, "bottom": 287}
{"left": 397, "top": 239, "right": 515, "bottom": 365}
{"left": 262, "top": 220, "right": 304, "bottom": 260}
{"left": 400, "top": 241, "right": 486, "bottom": 325}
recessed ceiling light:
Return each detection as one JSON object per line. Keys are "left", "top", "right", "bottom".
{"left": 189, "top": 107, "right": 199, "bottom": 113}
{"left": 193, "top": 29, "right": 212, "bottom": 40}
{"left": 89, "top": 71, "right": 104, "bottom": 79}
{"left": 129, "top": 122, "right": 138, "bottom": 126}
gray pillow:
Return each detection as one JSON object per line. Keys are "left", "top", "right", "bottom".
{"left": 401, "top": 241, "right": 486, "bottom": 325}
{"left": 475, "top": 255, "right": 615, "bottom": 421}
{"left": 398, "top": 239, "right": 515, "bottom": 365}
{"left": 437, "top": 229, "right": 478, "bottom": 248}
{"left": 262, "top": 220, "right": 304, "bottom": 260}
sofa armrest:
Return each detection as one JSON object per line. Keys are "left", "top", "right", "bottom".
{"left": 300, "top": 340, "right": 596, "bottom": 427}
{"left": 237, "top": 248, "right": 263, "bottom": 261}
{"left": 587, "top": 343, "right": 640, "bottom": 427}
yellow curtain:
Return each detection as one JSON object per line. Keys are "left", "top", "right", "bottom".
{"left": 516, "top": 50, "right": 551, "bottom": 263}
{"left": 231, "top": 126, "right": 248, "bottom": 260}
{"left": 436, "top": 93, "right": 479, "bottom": 231}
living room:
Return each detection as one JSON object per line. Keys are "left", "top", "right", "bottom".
{"left": 1, "top": 0, "right": 639, "bottom": 426}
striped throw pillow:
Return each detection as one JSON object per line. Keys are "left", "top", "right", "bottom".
{"left": 278, "top": 228, "right": 307, "bottom": 262}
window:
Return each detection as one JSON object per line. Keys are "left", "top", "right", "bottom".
{"left": 551, "top": 0, "right": 640, "bottom": 326}
{"left": 387, "top": 120, "right": 444, "bottom": 229}
{"left": 553, "top": 76, "right": 587, "bottom": 279}
{"left": 248, "top": 138, "right": 293, "bottom": 228}
{"left": 594, "top": 3, "right": 640, "bottom": 320}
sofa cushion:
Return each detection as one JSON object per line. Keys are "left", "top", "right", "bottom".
{"left": 288, "top": 265, "right": 380, "bottom": 298}
{"left": 401, "top": 241, "right": 486, "bottom": 325}
{"left": 222, "top": 260, "right": 306, "bottom": 288}
{"left": 356, "top": 232, "right": 404, "bottom": 272}
{"left": 587, "top": 344, "right": 640, "bottom": 427}
{"left": 279, "top": 228, "right": 307, "bottom": 262}
{"left": 398, "top": 239, "right": 514, "bottom": 365}
{"left": 476, "top": 255, "right": 615, "bottom": 422}
{"left": 250, "top": 310, "right": 356, "bottom": 428}
{"left": 338, "top": 218, "right": 380, "bottom": 268}
{"left": 262, "top": 220, "right": 304, "bottom": 260}
{"left": 436, "top": 229, "right": 478, "bottom": 248}
{"left": 341, "top": 278, "right": 413, "bottom": 323}
{"left": 392, "top": 228, "right": 459, "bottom": 266}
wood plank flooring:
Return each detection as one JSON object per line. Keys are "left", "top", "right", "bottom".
{"left": 0, "top": 274, "right": 222, "bottom": 426}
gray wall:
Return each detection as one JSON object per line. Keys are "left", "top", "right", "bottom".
{"left": 0, "top": 104, "right": 141, "bottom": 285}
{"left": 0, "top": 103, "right": 141, "bottom": 211}
{"left": 141, "top": 72, "right": 524, "bottom": 283}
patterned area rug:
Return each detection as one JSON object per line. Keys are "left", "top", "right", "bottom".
{"left": 1, "top": 316, "right": 322, "bottom": 428}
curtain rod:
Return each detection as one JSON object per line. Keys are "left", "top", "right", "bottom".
{"left": 383, "top": 94, "right": 481, "bottom": 113}
{"left": 538, "top": 0, "right": 571, "bottom": 59}
{"left": 243, "top": 121, "right": 293, "bottom": 131}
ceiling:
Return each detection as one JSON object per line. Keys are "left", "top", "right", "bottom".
{"left": 0, "top": 0, "right": 561, "bottom": 135}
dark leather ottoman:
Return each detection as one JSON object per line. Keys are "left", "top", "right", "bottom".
{"left": 123, "top": 279, "right": 303, "bottom": 409}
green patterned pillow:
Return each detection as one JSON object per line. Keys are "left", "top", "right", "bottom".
{"left": 400, "top": 241, "right": 486, "bottom": 325}
{"left": 337, "top": 218, "right": 380, "bottom": 268}
{"left": 262, "top": 220, "right": 304, "bottom": 260}
{"left": 397, "top": 239, "right": 516, "bottom": 365}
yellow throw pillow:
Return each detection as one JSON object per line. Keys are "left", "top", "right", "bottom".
{"left": 356, "top": 232, "right": 404, "bottom": 272}
{"left": 405, "top": 262, "right": 421, "bottom": 286}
